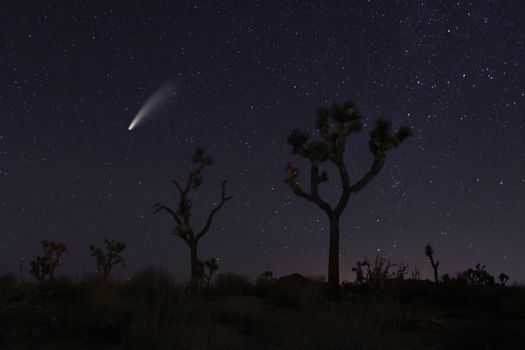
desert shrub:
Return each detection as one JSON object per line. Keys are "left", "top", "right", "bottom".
{"left": 254, "top": 274, "right": 326, "bottom": 309}
{"left": 427, "top": 278, "right": 506, "bottom": 316}
{"left": 444, "top": 320, "right": 521, "bottom": 350}
{"left": 0, "top": 274, "right": 16, "bottom": 288}
{"left": 305, "top": 274, "right": 326, "bottom": 283}
{"left": 395, "top": 279, "right": 432, "bottom": 304}
{"left": 212, "top": 273, "right": 252, "bottom": 295}
{"left": 32, "top": 277, "right": 85, "bottom": 302}
{"left": 124, "top": 267, "right": 177, "bottom": 299}
{"left": 0, "top": 274, "right": 22, "bottom": 303}
{"left": 269, "top": 282, "right": 325, "bottom": 309}
{"left": 503, "top": 287, "right": 525, "bottom": 319}
{"left": 350, "top": 255, "right": 409, "bottom": 295}
{"left": 252, "top": 278, "right": 274, "bottom": 298}
{"left": 86, "top": 282, "right": 122, "bottom": 311}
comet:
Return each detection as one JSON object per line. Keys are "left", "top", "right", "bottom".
{"left": 128, "top": 81, "right": 179, "bottom": 131}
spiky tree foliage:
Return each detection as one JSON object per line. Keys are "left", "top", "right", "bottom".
{"left": 154, "top": 148, "right": 233, "bottom": 293}
{"left": 424, "top": 243, "right": 440, "bottom": 283}
{"left": 285, "top": 100, "right": 411, "bottom": 298}
{"left": 29, "top": 240, "right": 67, "bottom": 282}
{"left": 89, "top": 239, "right": 127, "bottom": 282}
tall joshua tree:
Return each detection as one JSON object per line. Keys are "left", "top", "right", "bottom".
{"left": 154, "top": 148, "right": 233, "bottom": 292}
{"left": 424, "top": 243, "right": 440, "bottom": 283}
{"left": 285, "top": 100, "right": 410, "bottom": 298}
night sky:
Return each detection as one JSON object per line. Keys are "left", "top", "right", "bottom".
{"left": 1, "top": 1, "right": 524, "bottom": 283}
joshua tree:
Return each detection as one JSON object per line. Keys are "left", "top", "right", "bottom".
{"left": 352, "top": 260, "right": 366, "bottom": 284}
{"left": 459, "top": 263, "right": 495, "bottom": 286}
{"left": 424, "top": 244, "right": 440, "bottom": 283}
{"left": 201, "top": 258, "right": 219, "bottom": 288}
{"left": 498, "top": 272, "right": 509, "bottom": 286}
{"left": 154, "top": 148, "right": 233, "bottom": 293}
{"left": 29, "top": 240, "right": 67, "bottom": 282}
{"left": 285, "top": 100, "right": 411, "bottom": 298}
{"left": 89, "top": 239, "right": 127, "bottom": 282}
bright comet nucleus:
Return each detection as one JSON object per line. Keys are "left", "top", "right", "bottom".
{"left": 128, "top": 81, "right": 178, "bottom": 131}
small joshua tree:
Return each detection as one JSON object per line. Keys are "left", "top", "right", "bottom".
{"left": 201, "top": 258, "right": 219, "bottom": 288}
{"left": 498, "top": 272, "right": 509, "bottom": 286}
{"left": 424, "top": 244, "right": 440, "bottom": 283}
{"left": 352, "top": 260, "right": 366, "bottom": 284}
{"left": 285, "top": 100, "right": 411, "bottom": 299}
{"left": 89, "top": 239, "right": 127, "bottom": 282}
{"left": 259, "top": 271, "right": 274, "bottom": 281}
{"left": 154, "top": 148, "right": 233, "bottom": 293}
{"left": 459, "top": 263, "right": 495, "bottom": 286}
{"left": 30, "top": 240, "right": 67, "bottom": 282}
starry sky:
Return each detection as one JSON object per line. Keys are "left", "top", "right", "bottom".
{"left": 1, "top": 1, "right": 524, "bottom": 283}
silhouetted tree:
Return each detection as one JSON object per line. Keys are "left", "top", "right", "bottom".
{"left": 285, "top": 100, "right": 411, "bottom": 298}
{"left": 459, "top": 263, "right": 495, "bottom": 286}
{"left": 352, "top": 260, "right": 366, "bottom": 284}
{"left": 411, "top": 266, "right": 421, "bottom": 280}
{"left": 259, "top": 271, "right": 274, "bottom": 281}
{"left": 29, "top": 240, "right": 67, "bottom": 282}
{"left": 154, "top": 148, "right": 233, "bottom": 293}
{"left": 201, "top": 258, "right": 219, "bottom": 288}
{"left": 498, "top": 272, "right": 509, "bottom": 286}
{"left": 89, "top": 239, "right": 127, "bottom": 282}
{"left": 425, "top": 244, "right": 440, "bottom": 283}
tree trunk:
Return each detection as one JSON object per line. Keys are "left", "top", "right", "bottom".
{"left": 327, "top": 214, "right": 340, "bottom": 299}
{"left": 433, "top": 266, "right": 439, "bottom": 284}
{"left": 189, "top": 241, "right": 199, "bottom": 293}
{"left": 103, "top": 266, "right": 110, "bottom": 282}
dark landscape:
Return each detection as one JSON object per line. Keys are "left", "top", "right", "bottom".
{"left": 1, "top": 262, "right": 525, "bottom": 349}
{"left": 1, "top": 1, "right": 524, "bottom": 349}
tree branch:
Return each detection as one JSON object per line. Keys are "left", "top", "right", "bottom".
{"left": 172, "top": 180, "right": 184, "bottom": 194}
{"left": 153, "top": 203, "right": 183, "bottom": 225}
{"left": 196, "top": 180, "right": 233, "bottom": 241}
{"left": 349, "top": 150, "right": 386, "bottom": 193}
{"left": 309, "top": 163, "right": 332, "bottom": 214}
{"left": 334, "top": 159, "right": 351, "bottom": 215}
{"left": 284, "top": 163, "right": 332, "bottom": 214}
